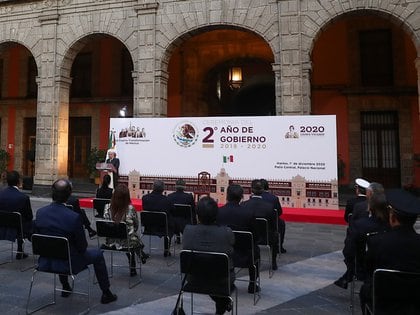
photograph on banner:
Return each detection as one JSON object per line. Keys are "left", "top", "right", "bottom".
{"left": 110, "top": 115, "right": 338, "bottom": 209}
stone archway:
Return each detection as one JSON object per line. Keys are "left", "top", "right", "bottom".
{"left": 164, "top": 28, "right": 275, "bottom": 117}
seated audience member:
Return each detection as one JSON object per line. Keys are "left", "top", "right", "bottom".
{"left": 351, "top": 182, "right": 384, "bottom": 224}
{"left": 334, "top": 192, "right": 390, "bottom": 289}
{"left": 344, "top": 178, "right": 370, "bottom": 223}
{"left": 217, "top": 183, "right": 260, "bottom": 294}
{"left": 95, "top": 174, "right": 113, "bottom": 218}
{"left": 103, "top": 184, "right": 148, "bottom": 276}
{"left": 242, "top": 179, "right": 279, "bottom": 270}
{"left": 359, "top": 189, "right": 420, "bottom": 314}
{"left": 142, "top": 180, "right": 175, "bottom": 257}
{"left": 0, "top": 170, "right": 33, "bottom": 259}
{"left": 183, "top": 196, "right": 235, "bottom": 315}
{"left": 260, "top": 178, "right": 287, "bottom": 253}
{"left": 66, "top": 188, "right": 97, "bottom": 238}
{"left": 167, "top": 178, "right": 196, "bottom": 243}
{"left": 35, "top": 179, "right": 117, "bottom": 304}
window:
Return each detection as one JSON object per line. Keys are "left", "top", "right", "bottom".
{"left": 71, "top": 53, "right": 92, "bottom": 97}
{"left": 359, "top": 29, "right": 393, "bottom": 86}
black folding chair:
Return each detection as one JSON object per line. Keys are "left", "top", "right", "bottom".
{"left": 172, "top": 204, "right": 194, "bottom": 243}
{"left": 0, "top": 211, "right": 28, "bottom": 269}
{"left": 140, "top": 210, "right": 175, "bottom": 264}
{"left": 255, "top": 217, "right": 274, "bottom": 278}
{"left": 232, "top": 230, "right": 260, "bottom": 305}
{"left": 26, "top": 234, "right": 90, "bottom": 314}
{"left": 180, "top": 249, "right": 238, "bottom": 315}
{"left": 365, "top": 268, "right": 420, "bottom": 314}
{"left": 96, "top": 220, "right": 141, "bottom": 288}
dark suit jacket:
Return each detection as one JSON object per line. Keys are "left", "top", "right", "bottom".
{"left": 183, "top": 224, "right": 235, "bottom": 288}
{"left": 351, "top": 200, "right": 369, "bottom": 223}
{"left": 0, "top": 186, "right": 33, "bottom": 237}
{"left": 217, "top": 201, "right": 259, "bottom": 265}
{"left": 167, "top": 190, "right": 197, "bottom": 229}
{"left": 344, "top": 195, "right": 367, "bottom": 223}
{"left": 105, "top": 158, "right": 120, "bottom": 176}
{"left": 362, "top": 226, "right": 420, "bottom": 312}
{"left": 242, "top": 195, "right": 278, "bottom": 246}
{"left": 142, "top": 191, "right": 175, "bottom": 234}
{"left": 35, "top": 202, "right": 89, "bottom": 274}
{"left": 261, "top": 191, "right": 282, "bottom": 215}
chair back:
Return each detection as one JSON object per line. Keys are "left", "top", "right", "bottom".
{"left": 93, "top": 198, "right": 111, "bottom": 212}
{"left": 232, "top": 230, "right": 255, "bottom": 268}
{"left": 371, "top": 268, "right": 420, "bottom": 313}
{"left": 0, "top": 211, "right": 23, "bottom": 241}
{"left": 32, "top": 234, "right": 70, "bottom": 260}
{"left": 172, "top": 204, "right": 193, "bottom": 223}
{"left": 140, "top": 211, "right": 169, "bottom": 236}
{"left": 180, "top": 249, "right": 231, "bottom": 296}
{"left": 96, "top": 220, "right": 128, "bottom": 240}
{"left": 255, "top": 218, "right": 269, "bottom": 245}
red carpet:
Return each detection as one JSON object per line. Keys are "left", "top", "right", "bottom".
{"left": 80, "top": 198, "right": 346, "bottom": 225}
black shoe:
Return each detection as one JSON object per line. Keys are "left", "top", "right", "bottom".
{"left": 61, "top": 283, "right": 72, "bottom": 297}
{"left": 216, "top": 300, "right": 232, "bottom": 315}
{"left": 16, "top": 253, "right": 28, "bottom": 260}
{"left": 140, "top": 252, "right": 148, "bottom": 264}
{"left": 248, "top": 284, "right": 260, "bottom": 294}
{"left": 164, "top": 250, "right": 171, "bottom": 257}
{"left": 334, "top": 277, "right": 348, "bottom": 289}
{"left": 280, "top": 247, "right": 287, "bottom": 253}
{"left": 272, "top": 261, "right": 278, "bottom": 271}
{"left": 88, "top": 230, "right": 97, "bottom": 238}
{"left": 101, "top": 291, "right": 117, "bottom": 304}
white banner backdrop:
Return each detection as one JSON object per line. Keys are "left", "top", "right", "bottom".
{"left": 110, "top": 115, "right": 337, "bottom": 182}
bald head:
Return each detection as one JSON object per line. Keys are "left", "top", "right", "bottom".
{"left": 52, "top": 179, "right": 72, "bottom": 203}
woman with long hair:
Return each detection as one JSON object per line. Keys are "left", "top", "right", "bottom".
{"left": 103, "top": 184, "right": 148, "bottom": 276}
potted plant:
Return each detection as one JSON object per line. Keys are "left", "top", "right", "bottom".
{"left": 86, "top": 147, "right": 107, "bottom": 182}
{"left": 0, "top": 149, "right": 10, "bottom": 186}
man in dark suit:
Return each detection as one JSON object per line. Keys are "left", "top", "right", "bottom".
{"left": 344, "top": 178, "right": 370, "bottom": 223}
{"left": 105, "top": 150, "right": 120, "bottom": 189}
{"left": 142, "top": 180, "right": 175, "bottom": 256}
{"left": 261, "top": 178, "right": 287, "bottom": 253}
{"left": 183, "top": 196, "right": 235, "bottom": 315}
{"left": 359, "top": 189, "right": 420, "bottom": 314}
{"left": 167, "top": 178, "right": 196, "bottom": 243}
{"left": 243, "top": 179, "right": 279, "bottom": 270}
{"left": 35, "top": 179, "right": 117, "bottom": 304}
{"left": 0, "top": 170, "right": 33, "bottom": 259}
{"left": 217, "top": 183, "right": 260, "bottom": 294}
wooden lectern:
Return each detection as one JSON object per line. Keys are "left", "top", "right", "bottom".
{"left": 96, "top": 162, "right": 117, "bottom": 189}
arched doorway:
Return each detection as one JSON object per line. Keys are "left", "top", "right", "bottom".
{"left": 311, "top": 12, "right": 419, "bottom": 188}
{"left": 66, "top": 34, "right": 134, "bottom": 179}
{"left": 167, "top": 28, "right": 275, "bottom": 117}
{"left": 0, "top": 42, "right": 37, "bottom": 179}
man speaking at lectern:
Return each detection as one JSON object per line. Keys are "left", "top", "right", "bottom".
{"left": 105, "top": 150, "right": 120, "bottom": 189}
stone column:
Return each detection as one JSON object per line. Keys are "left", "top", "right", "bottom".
{"left": 133, "top": 1, "right": 160, "bottom": 117}
{"left": 33, "top": 10, "right": 71, "bottom": 194}
{"left": 277, "top": 0, "right": 310, "bottom": 115}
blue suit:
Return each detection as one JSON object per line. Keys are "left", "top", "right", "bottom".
{"left": 35, "top": 202, "right": 110, "bottom": 291}
{"left": 0, "top": 186, "right": 33, "bottom": 243}
{"left": 167, "top": 190, "right": 197, "bottom": 230}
